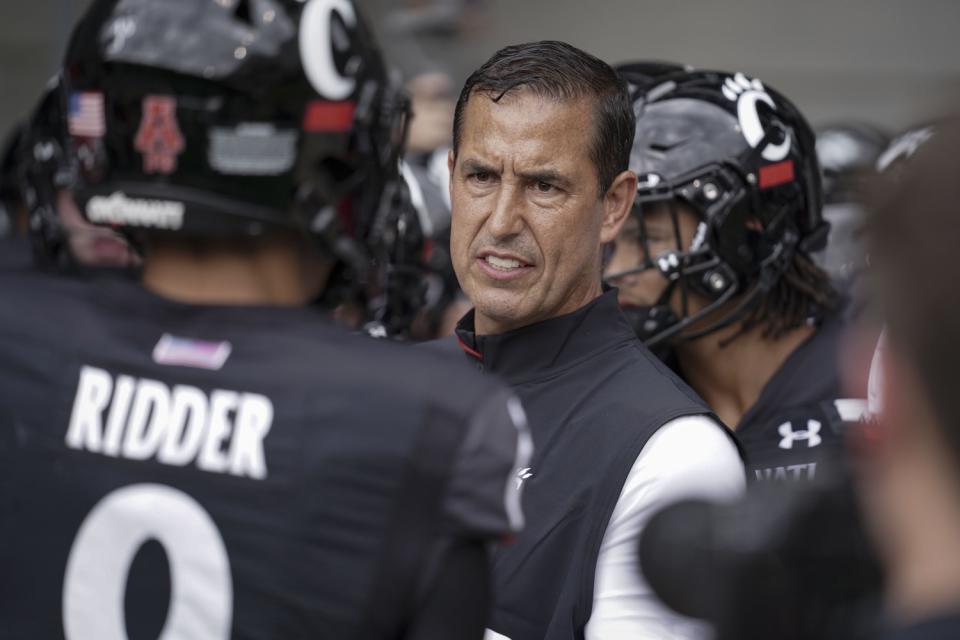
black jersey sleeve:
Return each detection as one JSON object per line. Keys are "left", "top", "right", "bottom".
{"left": 443, "top": 388, "right": 532, "bottom": 538}
{"left": 405, "top": 539, "right": 491, "bottom": 640}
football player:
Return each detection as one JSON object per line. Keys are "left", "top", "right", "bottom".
{"left": 605, "top": 66, "right": 865, "bottom": 484}
{"left": 0, "top": 1, "right": 530, "bottom": 638}
{"left": 814, "top": 122, "right": 889, "bottom": 283}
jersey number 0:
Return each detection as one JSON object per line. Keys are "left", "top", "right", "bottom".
{"left": 62, "top": 484, "right": 232, "bottom": 639}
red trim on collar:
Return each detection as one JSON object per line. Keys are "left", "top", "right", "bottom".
{"left": 457, "top": 337, "right": 483, "bottom": 360}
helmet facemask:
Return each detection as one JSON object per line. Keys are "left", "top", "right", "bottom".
{"left": 606, "top": 68, "right": 831, "bottom": 350}
{"left": 605, "top": 160, "right": 800, "bottom": 348}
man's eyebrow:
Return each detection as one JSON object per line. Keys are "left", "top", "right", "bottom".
{"left": 517, "top": 169, "right": 573, "bottom": 189}
{"left": 460, "top": 159, "right": 499, "bottom": 175}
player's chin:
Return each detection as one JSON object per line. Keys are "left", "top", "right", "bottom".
{"left": 618, "top": 290, "right": 663, "bottom": 309}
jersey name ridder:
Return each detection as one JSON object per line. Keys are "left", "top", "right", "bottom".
{"left": 66, "top": 365, "right": 273, "bottom": 479}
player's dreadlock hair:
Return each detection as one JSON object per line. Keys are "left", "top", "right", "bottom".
{"left": 735, "top": 250, "right": 840, "bottom": 342}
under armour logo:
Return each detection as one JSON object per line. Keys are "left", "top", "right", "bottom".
{"left": 778, "top": 420, "right": 822, "bottom": 450}
{"left": 516, "top": 467, "right": 533, "bottom": 490}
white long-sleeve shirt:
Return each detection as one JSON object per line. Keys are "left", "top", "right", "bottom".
{"left": 486, "top": 414, "right": 745, "bottom": 640}
{"left": 586, "top": 414, "right": 746, "bottom": 639}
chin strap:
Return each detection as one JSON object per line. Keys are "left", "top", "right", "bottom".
{"left": 639, "top": 278, "right": 742, "bottom": 348}
{"left": 627, "top": 240, "right": 792, "bottom": 350}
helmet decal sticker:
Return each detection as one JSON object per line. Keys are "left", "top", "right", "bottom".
{"left": 722, "top": 72, "right": 791, "bottom": 162}
{"left": 104, "top": 16, "right": 137, "bottom": 56}
{"left": 302, "top": 100, "right": 356, "bottom": 132}
{"left": 299, "top": 0, "right": 358, "bottom": 100}
{"left": 689, "top": 222, "right": 708, "bottom": 252}
{"left": 67, "top": 92, "right": 106, "bottom": 139}
{"left": 86, "top": 192, "right": 184, "bottom": 230}
{"left": 758, "top": 159, "right": 796, "bottom": 189}
{"left": 208, "top": 124, "right": 298, "bottom": 175}
{"left": 134, "top": 95, "right": 185, "bottom": 175}
{"left": 636, "top": 172, "right": 663, "bottom": 190}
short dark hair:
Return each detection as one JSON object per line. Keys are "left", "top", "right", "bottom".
{"left": 452, "top": 41, "right": 635, "bottom": 196}
{"left": 869, "top": 116, "right": 960, "bottom": 465}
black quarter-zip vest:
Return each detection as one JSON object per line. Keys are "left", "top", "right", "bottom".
{"left": 450, "top": 290, "right": 721, "bottom": 640}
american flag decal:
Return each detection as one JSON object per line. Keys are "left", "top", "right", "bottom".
{"left": 152, "top": 334, "right": 232, "bottom": 371}
{"left": 67, "top": 92, "right": 106, "bottom": 138}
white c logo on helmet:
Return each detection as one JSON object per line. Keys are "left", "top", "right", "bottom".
{"left": 722, "top": 72, "right": 791, "bottom": 162}
{"left": 299, "top": 0, "right": 357, "bottom": 100}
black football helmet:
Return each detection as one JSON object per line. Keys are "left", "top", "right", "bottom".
{"left": 816, "top": 123, "right": 889, "bottom": 206}
{"left": 20, "top": 78, "right": 101, "bottom": 268}
{"left": 615, "top": 61, "right": 693, "bottom": 100}
{"left": 61, "top": 0, "right": 409, "bottom": 281}
{"left": 363, "top": 158, "right": 463, "bottom": 340}
{"left": 19, "top": 76, "right": 140, "bottom": 271}
{"left": 605, "top": 68, "right": 828, "bottom": 347}
{"left": 361, "top": 161, "right": 429, "bottom": 339}
{"left": 813, "top": 123, "right": 889, "bottom": 281}
{"left": 20, "top": 78, "right": 74, "bottom": 269}
{"left": 876, "top": 124, "right": 936, "bottom": 176}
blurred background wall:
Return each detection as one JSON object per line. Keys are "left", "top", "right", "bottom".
{"left": 3, "top": 0, "right": 960, "bottom": 139}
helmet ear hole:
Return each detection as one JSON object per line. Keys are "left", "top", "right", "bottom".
{"left": 701, "top": 264, "right": 736, "bottom": 296}
{"left": 766, "top": 120, "right": 788, "bottom": 146}
{"left": 318, "top": 157, "right": 357, "bottom": 185}
{"left": 233, "top": 0, "right": 253, "bottom": 26}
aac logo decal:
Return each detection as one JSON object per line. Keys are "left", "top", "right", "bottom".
{"left": 134, "top": 95, "right": 184, "bottom": 174}
{"left": 299, "top": 0, "right": 357, "bottom": 100}
{"left": 722, "top": 72, "right": 791, "bottom": 162}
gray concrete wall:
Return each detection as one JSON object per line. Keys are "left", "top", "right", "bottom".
{"left": 0, "top": 0, "right": 87, "bottom": 143}
{"left": 366, "top": 0, "right": 960, "bottom": 131}
{"left": 3, "top": 0, "right": 959, "bottom": 140}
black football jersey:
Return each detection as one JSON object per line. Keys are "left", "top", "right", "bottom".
{"left": 0, "top": 270, "right": 527, "bottom": 639}
{"left": 880, "top": 614, "right": 960, "bottom": 640}
{"left": 0, "top": 235, "right": 31, "bottom": 271}
{"left": 735, "top": 313, "right": 866, "bottom": 484}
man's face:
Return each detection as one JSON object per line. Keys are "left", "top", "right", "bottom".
{"left": 605, "top": 200, "right": 708, "bottom": 318}
{"left": 449, "top": 91, "right": 626, "bottom": 334}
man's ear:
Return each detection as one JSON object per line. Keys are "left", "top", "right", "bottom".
{"left": 600, "top": 170, "right": 638, "bottom": 244}
{"left": 447, "top": 148, "right": 456, "bottom": 203}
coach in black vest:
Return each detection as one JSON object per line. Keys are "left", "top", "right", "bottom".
{"left": 443, "top": 41, "right": 746, "bottom": 640}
